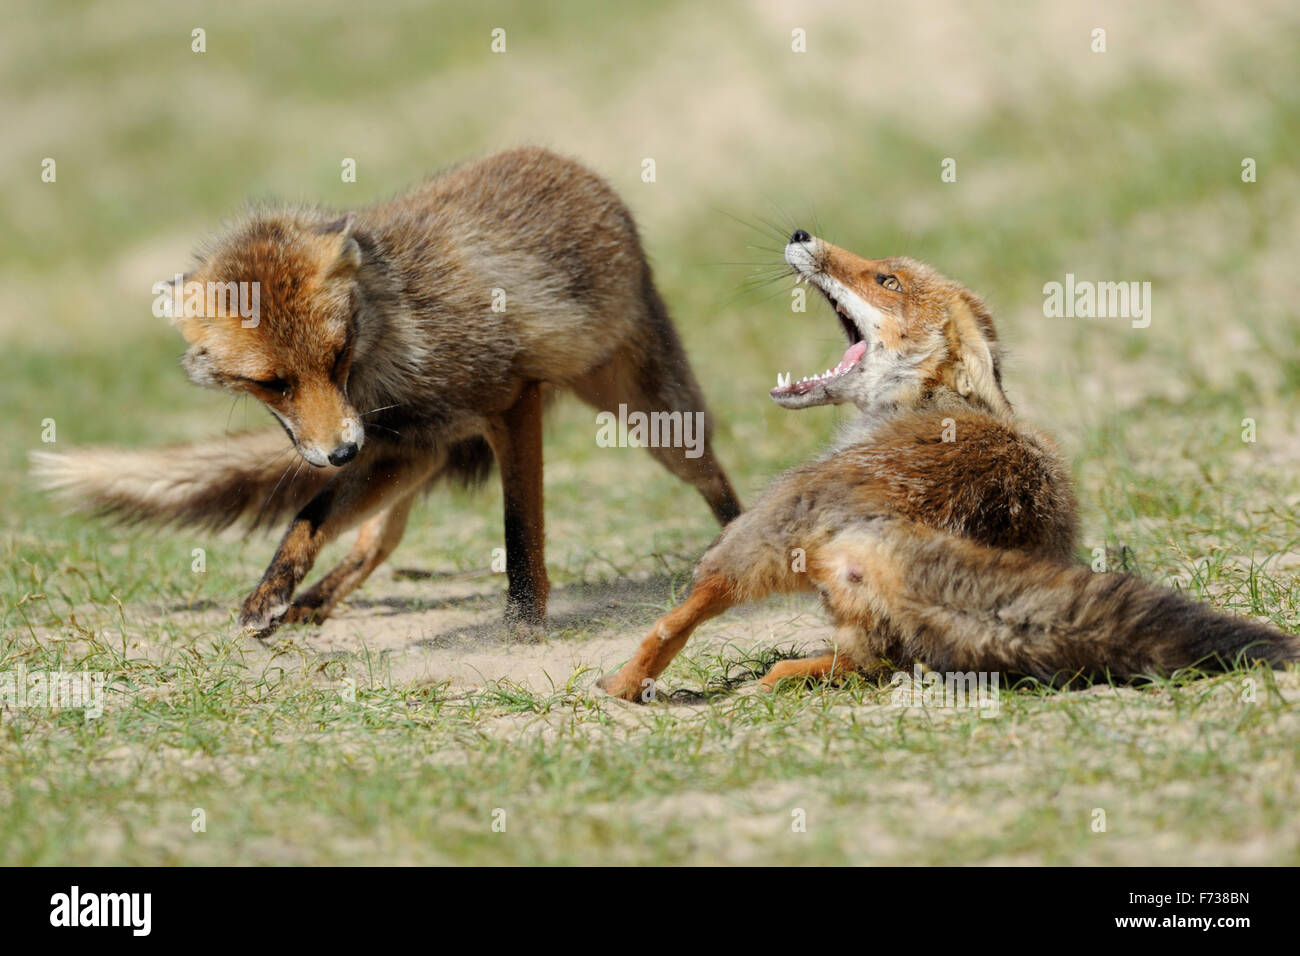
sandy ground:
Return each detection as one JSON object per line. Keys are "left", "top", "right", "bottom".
{"left": 151, "top": 567, "right": 832, "bottom": 699}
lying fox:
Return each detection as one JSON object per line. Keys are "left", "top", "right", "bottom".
{"left": 597, "top": 232, "right": 1297, "bottom": 700}
{"left": 35, "top": 147, "right": 741, "bottom": 635}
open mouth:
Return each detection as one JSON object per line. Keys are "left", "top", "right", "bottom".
{"left": 770, "top": 287, "right": 869, "bottom": 398}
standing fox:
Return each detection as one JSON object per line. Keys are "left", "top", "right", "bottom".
{"left": 598, "top": 232, "right": 1297, "bottom": 700}
{"left": 34, "top": 147, "right": 741, "bottom": 635}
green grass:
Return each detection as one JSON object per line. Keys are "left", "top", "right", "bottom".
{"left": 2, "top": 0, "right": 1299, "bottom": 864}
{"left": 2, "top": 628, "right": 1294, "bottom": 864}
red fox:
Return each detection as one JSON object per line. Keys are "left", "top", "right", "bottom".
{"left": 34, "top": 148, "right": 741, "bottom": 635}
{"left": 597, "top": 232, "right": 1297, "bottom": 700}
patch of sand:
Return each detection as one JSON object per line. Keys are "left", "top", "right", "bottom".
{"left": 151, "top": 570, "right": 831, "bottom": 697}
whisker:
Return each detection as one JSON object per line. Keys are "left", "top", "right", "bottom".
{"left": 256, "top": 456, "right": 299, "bottom": 528}
{"left": 713, "top": 207, "right": 788, "bottom": 241}
{"left": 224, "top": 395, "right": 241, "bottom": 437}
{"left": 716, "top": 277, "right": 799, "bottom": 312}
{"left": 360, "top": 403, "right": 402, "bottom": 417}
{"left": 737, "top": 268, "right": 792, "bottom": 285}
{"left": 810, "top": 203, "right": 827, "bottom": 243}
{"left": 737, "top": 280, "right": 791, "bottom": 296}
{"left": 758, "top": 213, "right": 794, "bottom": 241}
{"left": 704, "top": 260, "right": 793, "bottom": 268}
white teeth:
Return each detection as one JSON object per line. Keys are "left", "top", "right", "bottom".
{"left": 776, "top": 372, "right": 791, "bottom": 388}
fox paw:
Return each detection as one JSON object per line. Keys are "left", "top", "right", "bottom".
{"left": 504, "top": 617, "right": 546, "bottom": 644}
{"left": 279, "top": 601, "right": 331, "bottom": 627}
{"left": 238, "top": 606, "right": 273, "bottom": 633}
{"left": 758, "top": 659, "right": 810, "bottom": 690}
{"left": 238, "top": 591, "right": 290, "bottom": 639}
{"left": 595, "top": 669, "right": 657, "bottom": 703}
{"left": 503, "top": 600, "right": 546, "bottom": 643}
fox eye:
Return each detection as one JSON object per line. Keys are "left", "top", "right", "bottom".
{"left": 332, "top": 344, "right": 353, "bottom": 381}
{"left": 246, "top": 376, "right": 290, "bottom": 395}
{"left": 878, "top": 274, "right": 902, "bottom": 292}
{"left": 332, "top": 326, "right": 356, "bottom": 383}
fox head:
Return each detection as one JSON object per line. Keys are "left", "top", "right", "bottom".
{"left": 165, "top": 213, "right": 366, "bottom": 468}
{"left": 774, "top": 231, "right": 1012, "bottom": 419}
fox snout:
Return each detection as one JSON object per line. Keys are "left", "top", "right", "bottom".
{"left": 327, "top": 437, "right": 360, "bottom": 466}
{"left": 272, "top": 381, "right": 365, "bottom": 468}
{"left": 292, "top": 414, "right": 364, "bottom": 468}
{"left": 785, "top": 228, "right": 821, "bottom": 275}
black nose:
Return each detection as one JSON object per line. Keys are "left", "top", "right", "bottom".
{"left": 328, "top": 442, "right": 359, "bottom": 466}
{"left": 790, "top": 229, "right": 812, "bottom": 244}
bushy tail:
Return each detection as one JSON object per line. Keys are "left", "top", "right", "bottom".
{"left": 31, "top": 430, "right": 336, "bottom": 533}
{"left": 820, "top": 518, "right": 1299, "bottom": 684}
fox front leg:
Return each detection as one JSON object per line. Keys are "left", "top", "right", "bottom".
{"left": 595, "top": 572, "right": 737, "bottom": 701}
{"left": 239, "top": 450, "right": 436, "bottom": 638}
{"left": 599, "top": 495, "right": 835, "bottom": 700}
{"left": 275, "top": 490, "right": 417, "bottom": 626}
{"left": 239, "top": 516, "right": 320, "bottom": 634}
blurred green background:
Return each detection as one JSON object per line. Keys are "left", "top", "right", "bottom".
{"left": 3, "top": 0, "right": 1299, "bottom": 614}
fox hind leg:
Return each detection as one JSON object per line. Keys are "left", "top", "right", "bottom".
{"left": 759, "top": 652, "right": 854, "bottom": 691}
{"left": 483, "top": 380, "right": 549, "bottom": 632}
{"left": 573, "top": 332, "right": 741, "bottom": 526}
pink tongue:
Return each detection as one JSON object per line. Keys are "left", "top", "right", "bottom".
{"left": 838, "top": 340, "right": 868, "bottom": 370}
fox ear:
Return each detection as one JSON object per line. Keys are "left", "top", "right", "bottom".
{"left": 315, "top": 214, "right": 361, "bottom": 278}
{"left": 949, "top": 294, "right": 1012, "bottom": 417}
